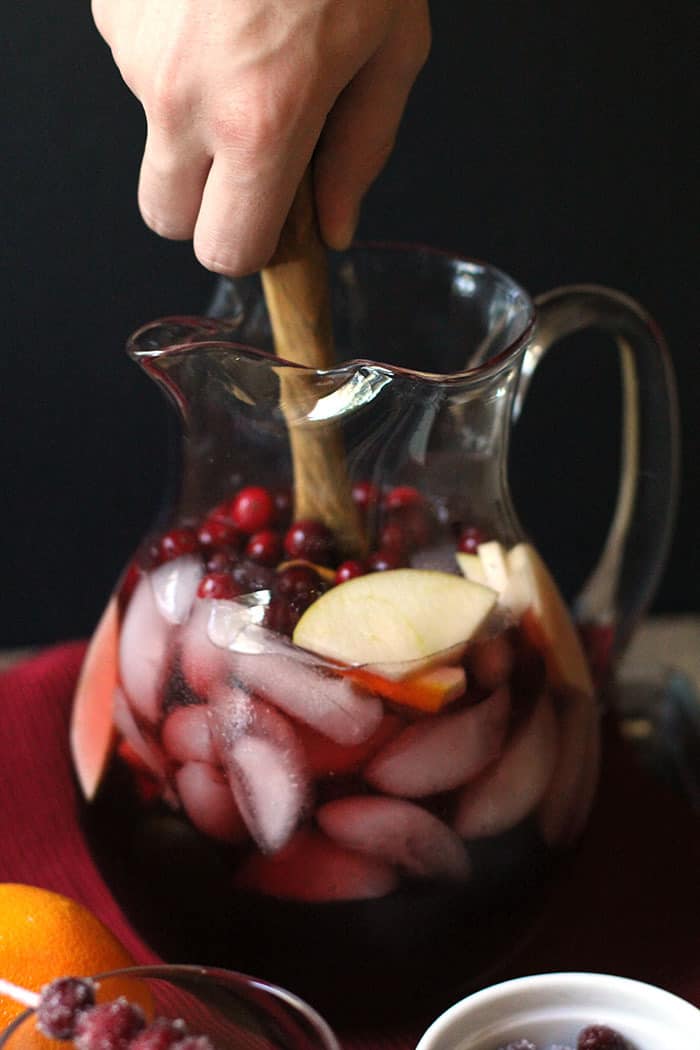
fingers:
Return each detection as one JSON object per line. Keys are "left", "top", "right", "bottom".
{"left": 314, "top": 4, "right": 431, "bottom": 250}
{"left": 138, "top": 130, "right": 211, "bottom": 241}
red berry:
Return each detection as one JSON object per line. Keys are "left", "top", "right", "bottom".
{"left": 457, "top": 525, "right": 486, "bottom": 554}
{"left": 368, "top": 547, "right": 406, "bottom": 572}
{"left": 205, "top": 549, "right": 235, "bottom": 574}
{"left": 74, "top": 998, "right": 145, "bottom": 1050}
{"left": 384, "top": 485, "right": 422, "bottom": 511}
{"left": 245, "top": 529, "right": 283, "bottom": 565}
{"left": 197, "top": 572, "right": 241, "bottom": 600}
{"left": 230, "top": 486, "right": 275, "bottom": 533}
{"left": 207, "top": 500, "right": 234, "bottom": 523}
{"left": 197, "top": 517, "right": 242, "bottom": 551}
{"left": 265, "top": 596, "right": 299, "bottom": 636}
{"left": 276, "top": 564, "right": 322, "bottom": 600}
{"left": 283, "top": 520, "right": 336, "bottom": 565}
{"left": 37, "top": 977, "right": 96, "bottom": 1039}
{"left": 577, "top": 1024, "right": 629, "bottom": 1050}
{"left": 271, "top": 486, "right": 293, "bottom": 526}
{"left": 131, "top": 1017, "right": 188, "bottom": 1050}
{"left": 231, "top": 559, "right": 275, "bottom": 593}
{"left": 352, "top": 480, "right": 380, "bottom": 510}
{"left": 159, "top": 527, "right": 199, "bottom": 562}
{"left": 379, "top": 520, "right": 410, "bottom": 553}
{"left": 335, "top": 560, "right": 366, "bottom": 584}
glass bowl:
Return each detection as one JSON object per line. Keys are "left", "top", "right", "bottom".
{"left": 0, "top": 964, "right": 341, "bottom": 1050}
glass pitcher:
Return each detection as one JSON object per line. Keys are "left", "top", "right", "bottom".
{"left": 72, "top": 245, "right": 678, "bottom": 1024}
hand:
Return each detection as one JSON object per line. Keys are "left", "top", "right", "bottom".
{"left": 92, "top": 0, "right": 430, "bottom": 275}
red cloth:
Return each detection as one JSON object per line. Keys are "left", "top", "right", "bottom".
{"left": 0, "top": 643, "right": 698, "bottom": 1046}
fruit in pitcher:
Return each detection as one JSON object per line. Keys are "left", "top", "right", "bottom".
{"left": 70, "top": 596, "right": 119, "bottom": 800}
{"left": 508, "top": 543, "right": 594, "bottom": 696}
{"left": 292, "top": 569, "right": 497, "bottom": 678}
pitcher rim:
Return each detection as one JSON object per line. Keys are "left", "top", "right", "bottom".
{"left": 127, "top": 242, "right": 537, "bottom": 384}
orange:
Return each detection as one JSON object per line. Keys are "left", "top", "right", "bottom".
{"left": 0, "top": 884, "right": 145, "bottom": 1048}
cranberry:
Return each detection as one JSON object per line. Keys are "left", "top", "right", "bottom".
{"left": 383, "top": 485, "right": 422, "bottom": 511}
{"left": 207, "top": 500, "right": 235, "bottom": 523}
{"left": 271, "top": 486, "right": 294, "bottom": 526}
{"left": 368, "top": 547, "right": 406, "bottom": 571}
{"left": 131, "top": 1018, "right": 188, "bottom": 1050}
{"left": 230, "top": 486, "right": 275, "bottom": 533}
{"left": 197, "top": 518, "right": 242, "bottom": 551}
{"left": 284, "top": 520, "right": 336, "bottom": 565}
{"left": 276, "top": 564, "right": 323, "bottom": 600}
{"left": 457, "top": 525, "right": 486, "bottom": 554}
{"left": 577, "top": 1025, "right": 629, "bottom": 1050}
{"left": 205, "top": 549, "right": 235, "bottom": 574}
{"left": 231, "top": 559, "right": 275, "bottom": 593}
{"left": 335, "top": 559, "right": 366, "bottom": 584}
{"left": 352, "top": 480, "right": 381, "bottom": 511}
{"left": 197, "top": 572, "right": 241, "bottom": 600}
{"left": 246, "top": 529, "right": 283, "bottom": 565}
{"left": 74, "top": 998, "right": 145, "bottom": 1050}
{"left": 379, "top": 519, "right": 410, "bottom": 553}
{"left": 37, "top": 977, "right": 96, "bottom": 1039}
{"left": 265, "top": 596, "right": 299, "bottom": 636}
{"left": 159, "top": 527, "right": 199, "bottom": 562}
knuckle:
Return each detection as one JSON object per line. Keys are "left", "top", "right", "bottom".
{"left": 144, "top": 59, "right": 191, "bottom": 134}
{"left": 212, "top": 86, "right": 294, "bottom": 156}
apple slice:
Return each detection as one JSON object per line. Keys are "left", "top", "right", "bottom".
{"left": 345, "top": 665, "right": 467, "bottom": 714}
{"left": 70, "top": 596, "right": 119, "bottom": 800}
{"left": 476, "top": 541, "right": 510, "bottom": 592}
{"left": 292, "top": 569, "right": 497, "bottom": 680}
{"left": 508, "top": 543, "right": 594, "bottom": 697}
{"left": 455, "top": 552, "right": 486, "bottom": 585}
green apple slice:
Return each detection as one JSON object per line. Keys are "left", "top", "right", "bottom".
{"left": 292, "top": 569, "right": 497, "bottom": 680}
{"left": 508, "top": 542, "right": 594, "bottom": 696}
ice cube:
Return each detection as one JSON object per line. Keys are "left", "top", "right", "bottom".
{"left": 119, "top": 572, "right": 172, "bottom": 723}
{"left": 365, "top": 686, "right": 510, "bottom": 797}
{"left": 318, "top": 796, "right": 471, "bottom": 880}
{"left": 175, "top": 760, "right": 249, "bottom": 844}
{"left": 112, "top": 685, "right": 167, "bottom": 778}
{"left": 453, "top": 691, "right": 558, "bottom": 838}
{"left": 207, "top": 600, "right": 384, "bottom": 745}
{"left": 179, "top": 598, "right": 232, "bottom": 699}
{"left": 161, "top": 703, "right": 216, "bottom": 765}
{"left": 233, "top": 828, "right": 398, "bottom": 901}
{"left": 297, "top": 714, "right": 403, "bottom": 778}
{"left": 538, "top": 689, "right": 601, "bottom": 845}
{"left": 150, "top": 554, "right": 203, "bottom": 624}
{"left": 209, "top": 690, "right": 309, "bottom": 853}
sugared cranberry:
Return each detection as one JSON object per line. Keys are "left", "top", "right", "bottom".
{"left": 197, "top": 518, "right": 242, "bottom": 551}
{"left": 335, "top": 559, "right": 366, "bottom": 584}
{"left": 276, "top": 564, "right": 323, "bottom": 600}
{"left": 457, "top": 525, "right": 486, "bottom": 554}
{"left": 230, "top": 486, "right": 275, "bottom": 533}
{"left": 383, "top": 485, "right": 422, "bottom": 511}
{"left": 231, "top": 559, "right": 275, "bottom": 593}
{"left": 37, "top": 977, "right": 96, "bottom": 1039}
{"left": 284, "top": 520, "right": 335, "bottom": 565}
{"left": 271, "top": 486, "right": 293, "bottom": 526}
{"left": 367, "top": 547, "right": 406, "bottom": 572}
{"left": 577, "top": 1025, "right": 629, "bottom": 1050}
{"left": 74, "top": 998, "right": 145, "bottom": 1050}
{"left": 159, "top": 527, "right": 199, "bottom": 562}
{"left": 197, "top": 572, "right": 241, "bottom": 600}
{"left": 352, "top": 480, "right": 381, "bottom": 511}
{"left": 246, "top": 529, "right": 283, "bottom": 566}
{"left": 131, "top": 1017, "right": 188, "bottom": 1050}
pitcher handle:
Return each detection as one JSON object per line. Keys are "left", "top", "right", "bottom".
{"left": 514, "top": 284, "right": 680, "bottom": 672}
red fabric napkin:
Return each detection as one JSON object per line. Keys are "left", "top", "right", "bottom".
{"left": 1, "top": 643, "right": 698, "bottom": 1047}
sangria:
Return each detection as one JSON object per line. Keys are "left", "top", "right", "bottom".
{"left": 71, "top": 247, "right": 677, "bottom": 1023}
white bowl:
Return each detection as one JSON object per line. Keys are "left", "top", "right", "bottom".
{"left": 416, "top": 972, "right": 700, "bottom": 1050}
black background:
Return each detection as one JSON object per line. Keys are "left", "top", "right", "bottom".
{"left": 2, "top": 2, "right": 697, "bottom": 647}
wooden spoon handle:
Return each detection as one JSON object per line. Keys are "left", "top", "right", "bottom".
{"left": 261, "top": 168, "right": 366, "bottom": 558}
